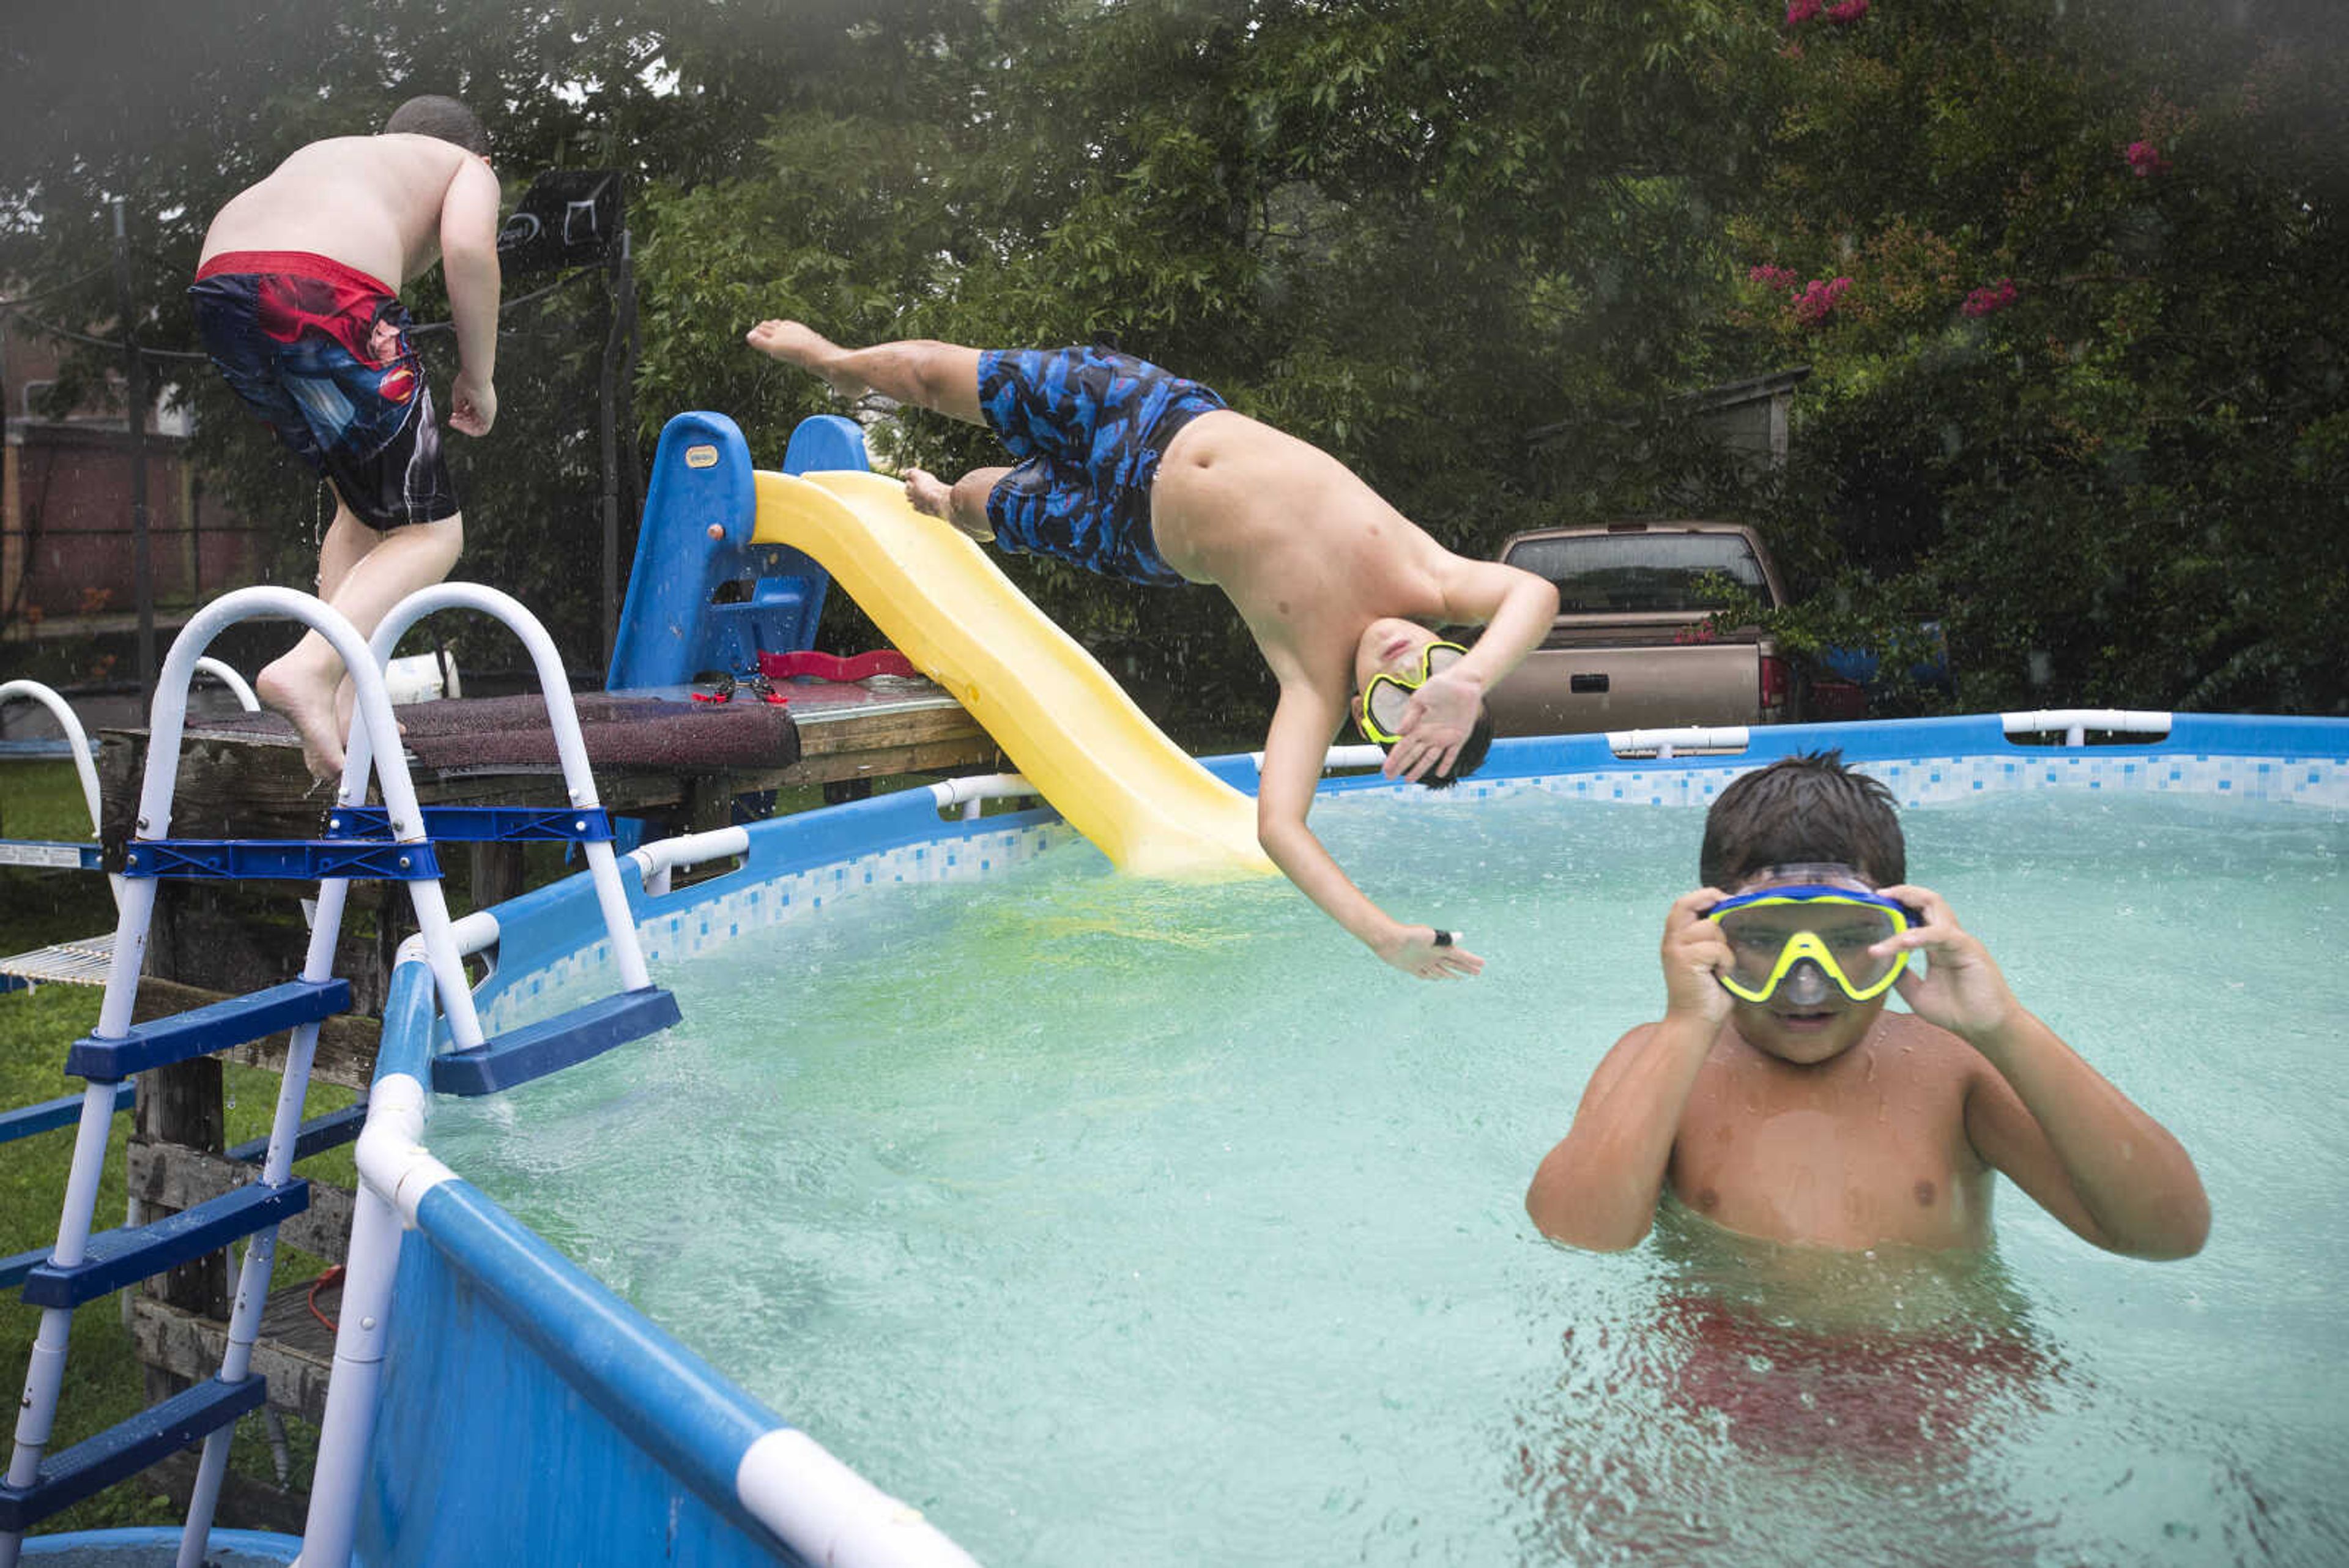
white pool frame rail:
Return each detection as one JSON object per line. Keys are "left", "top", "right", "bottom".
{"left": 2001, "top": 708, "right": 2173, "bottom": 747}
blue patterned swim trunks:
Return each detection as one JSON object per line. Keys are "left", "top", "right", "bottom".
{"left": 978, "top": 346, "right": 1227, "bottom": 588}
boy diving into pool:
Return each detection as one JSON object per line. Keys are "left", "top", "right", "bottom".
{"left": 747, "top": 322, "right": 1559, "bottom": 981}
{"left": 1524, "top": 751, "right": 2209, "bottom": 1257}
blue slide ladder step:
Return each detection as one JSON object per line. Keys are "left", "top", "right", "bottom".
{"left": 63, "top": 978, "right": 351, "bottom": 1083}
{"left": 0, "top": 1374, "right": 267, "bottom": 1534}
{"left": 432, "top": 986, "right": 682, "bottom": 1096}
{"left": 18, "top": 1180, "right": 310, "bottom": 1309}
{"left": 0, "top": 1084, "right": 141, "bottom": 1293}
{"left": 0, "top": 1082, "right": 136, "bottom": 1148}
{"left": 0, "top": 1247, "right": 43, "bottom": 1295}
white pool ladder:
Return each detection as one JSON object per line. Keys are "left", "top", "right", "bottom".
{"left": 0, "top": 584, "right": 674, "bottom": 1567}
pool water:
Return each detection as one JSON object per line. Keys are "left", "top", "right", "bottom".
{"left": 429, "top": 786, "right": 2348, "bottom": 1566}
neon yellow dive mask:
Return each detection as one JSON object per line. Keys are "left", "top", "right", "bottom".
{"left": 1357, "top": 641, "right": 1468, "bottom": 746}
{"left": 1702, "top": 864, "right": 1920, "bottom": 1005}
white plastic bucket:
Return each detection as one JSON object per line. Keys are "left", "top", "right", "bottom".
{"left": 382, "top": 651, "right": 461, "bottom": 705}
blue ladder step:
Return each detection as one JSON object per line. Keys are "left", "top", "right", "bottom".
{"left": 0, "top": 1374, "right": 267, "bottom": 1534}
{"left": 225, "top": 1102, "right": 367, "bottom": 1166}
{"left": 432, "top": 986, "right": 682, "bottom": 1096}
{"left": 64, "top": 978, "right": 351, "bottom": 1083}
{"left": 20, "top": 1180, "right": 310, "bottom": 1309}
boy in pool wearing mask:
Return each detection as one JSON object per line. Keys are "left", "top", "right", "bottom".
{"left": 747, "top": 322, "right": 1559, "bottom": 979}
{"left": 1525, "top": 751, "right": 2208, "bottom": 1257}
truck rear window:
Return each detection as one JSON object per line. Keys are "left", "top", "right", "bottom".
{"left": 1502, "top": 533, "right": 1768, "bottom": 614}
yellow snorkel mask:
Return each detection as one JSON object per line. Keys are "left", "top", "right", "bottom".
{"left": 1702, "top": 863, "right": 1921, "bottom": 1005}
{"left": 1356, "top": 641, "right": 1469, "bottom": 746}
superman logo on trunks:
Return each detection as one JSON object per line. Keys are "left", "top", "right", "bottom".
{"left": 189, "top": 250, "right": 456, "bottom": 530}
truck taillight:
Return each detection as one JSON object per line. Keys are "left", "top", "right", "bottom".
{"left": 1759, "top": 655, "right": 1791, "bottom": 718}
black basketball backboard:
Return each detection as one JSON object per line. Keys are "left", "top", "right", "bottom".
{"left": 497, "top": 169, "right": 623, "bottom": 275}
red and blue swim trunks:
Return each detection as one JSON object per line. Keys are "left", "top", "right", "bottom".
{"left": 188, "top": 251, "right": 457, "bottom": 530}
{"left": 978, "top": 345, "right": 1226, "bottom": 589}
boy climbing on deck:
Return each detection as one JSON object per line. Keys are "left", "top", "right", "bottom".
{"left": 1524, "top": 751, "right": 2209, "bottom": 1257}
{"left": 746, "top": 322, "right": 1559, "bottom": 981}
{"left": 191, "top": 94, "right": 503, "bottom": 778}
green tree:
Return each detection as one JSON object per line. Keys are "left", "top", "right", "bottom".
{"left": 1706, "top": 0, "right": 2349, "bottom": 714}
{"left": 636, "top": 0, "right": 1783, "bottom": 739}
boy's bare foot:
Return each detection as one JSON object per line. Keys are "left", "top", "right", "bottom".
{"left": 256, "top": 661, "right": 347, "bottom": 780}
{"left": 904, "top": 468, "right": 991, "bottom": 540}
{"left": 745, "top": 319, "right": 870, "bottom": 400}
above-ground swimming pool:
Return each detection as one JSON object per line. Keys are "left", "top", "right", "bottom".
{"left": 316, "top": 712, "right": 2342, "bottom": 1568}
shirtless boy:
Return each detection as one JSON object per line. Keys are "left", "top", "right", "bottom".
{"left": 191, "top": 94, "right": 502, "bottom": 776}
{"left": 1525, "top": 752, "right": 2208, "bottom": 1257}
{"left": 748, "top": 323, "right": 1559, "bottom": 979}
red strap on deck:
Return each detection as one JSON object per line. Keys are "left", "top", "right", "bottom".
{"left": 757, "top": 649, "right": 919, "bottom": 683}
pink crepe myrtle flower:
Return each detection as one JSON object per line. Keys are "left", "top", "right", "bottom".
{"left": 1962, "top": 278, "right": 2019, "bottom": 318}
{"left": 1748, "top": 263, "right": 1801, "bottom": 290}
{"left": 1792, "top": 275, "right": 1854, "bottom": 326}
{"left": 2125, "top": 140, "right": 2172, "bottom": 177}
{"left": 1785, "top": 0, "right": 1822, "bottom": 23}
{"left": 1825, "top": 0, "right": 1870, "bottom": 22}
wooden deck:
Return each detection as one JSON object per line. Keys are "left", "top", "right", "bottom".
{"left": 98, "top": 678, "right": 1000, "bottom": 843}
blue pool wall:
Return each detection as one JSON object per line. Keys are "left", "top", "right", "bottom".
{"left": 361, "top": 711, "right": 2347, "bottom": 1566}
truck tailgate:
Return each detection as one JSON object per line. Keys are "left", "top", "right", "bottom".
{"left": 1485, "top": 641, "right": 1764, "bottom": 734}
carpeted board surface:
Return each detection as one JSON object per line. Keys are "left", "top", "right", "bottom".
{"left": 183, "top": 693, "right": 800, "bottom": 772}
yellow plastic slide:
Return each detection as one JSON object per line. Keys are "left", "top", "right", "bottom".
{"left": 751, "top": 469, "right": 1275, "bottom": 879}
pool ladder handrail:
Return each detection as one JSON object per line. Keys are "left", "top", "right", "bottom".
{"left": 298, "top": 584, "right": 678, "bottom": 1568}
{"left": 0, "top": 585, "right": 674, "bottom": 1568}
{"left": 0, "top": 587, "right": 434, "bottom": 1568}
{"left": 336, "top": 582, "right": 678, "bottom": 1100}
{"left": 0, "top": 673, "right": 263, "bottom": 1348}
{"left": 0, "top": 666, "right": 259, "bottom": 1137}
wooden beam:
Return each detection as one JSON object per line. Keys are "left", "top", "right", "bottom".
{"left": 146, "top": 1448, "right": 311, "bottom": 1537}
{"left": 132, "top": 976, "right": 381, "bottom": 1092}
{"left": 126, "top": 1140, "right": 354, "bottom": 1266}
{"left": 128, "top": 1288, "right": 336, "bottom": 1428}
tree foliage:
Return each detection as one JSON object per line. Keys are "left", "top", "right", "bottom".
{"left": 1705, "top": 0, "right": 2349, "bottom": 713}
{"left": 6, "top": 0, "right": 2341, "bottom": 726}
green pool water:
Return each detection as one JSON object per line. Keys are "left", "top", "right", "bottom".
{"left": 428, "top": 786, "right": 2347, "bottom": 1566}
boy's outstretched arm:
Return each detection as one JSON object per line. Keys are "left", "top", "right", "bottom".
{"left": 1526, "top": 890, "right": 1729, "bottom": 1249}
{"left": 1255, "top": 680, "right": 1481, "bottom": 979}
{"left": 439, "top": 155, "right": 503, "bottom": 436}
{"left": 1877, "top": 884, "right": 2211, "bottom": 1259}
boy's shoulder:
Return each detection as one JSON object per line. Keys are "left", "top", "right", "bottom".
{"left": 272, "top": 133, "right": 477, "bottom": 186}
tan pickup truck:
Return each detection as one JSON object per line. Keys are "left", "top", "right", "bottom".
{"left": 1483, "top": 521, "right": 1811, "bottom": 736}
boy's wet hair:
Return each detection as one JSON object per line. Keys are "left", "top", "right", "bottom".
{"left": 1416, "top": 707, "right": 1494, "bottom": 792}
{"left": 385, "top": 95, "right": 489, "bottom": 157}
{"left": 1700, "top": 749, "right": 1904, "bottom": 888}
